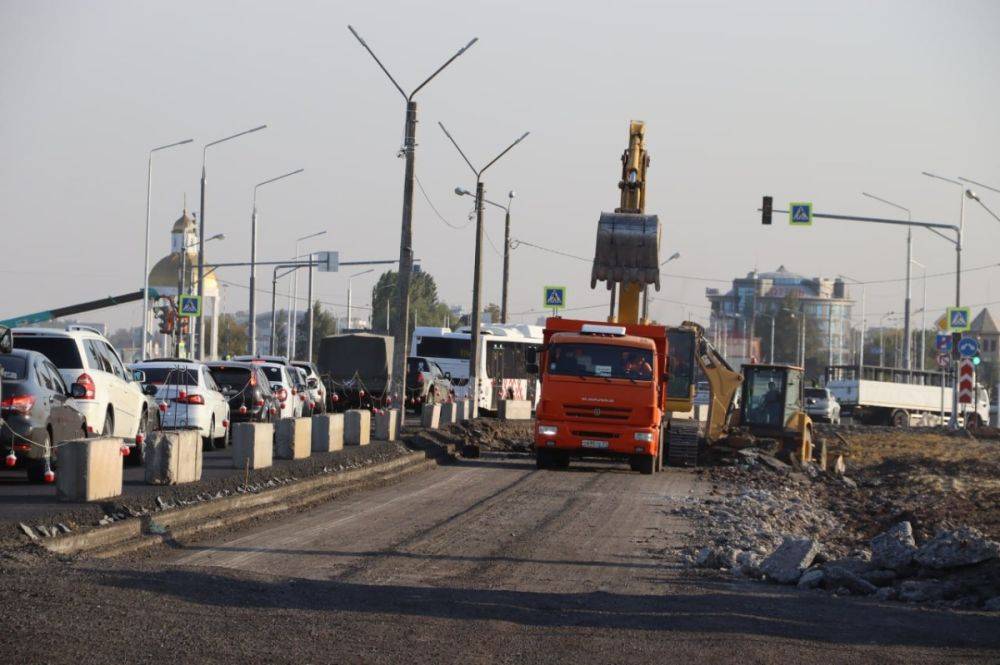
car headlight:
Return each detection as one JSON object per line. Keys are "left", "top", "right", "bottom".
{"left": 538, "top": 425, "right": 558, "bottom": 437}
{"left": 634, "top": 432, "right": 654, "bottom": 442}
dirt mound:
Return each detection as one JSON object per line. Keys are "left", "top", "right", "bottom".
{"left": 408, "top": 418, "right": 533, "bottom": 454}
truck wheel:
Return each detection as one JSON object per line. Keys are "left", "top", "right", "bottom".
{"left": 891, "top": 410, "right": 909, "bottom": 428}
{"left": 634, "top": 454, "right": 656, "bottom": 475}
{"left": 535, "top": 449, "right": 553, "bottom": 470}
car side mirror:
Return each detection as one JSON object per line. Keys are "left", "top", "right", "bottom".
{"left": 307, "top": 378, "right": 318, "bottom": 388}
{"left": 271, "top": 383, "right": 282, "bottom": 392}
{"left": 526, "top": 363, "right": 539, "bottom": 375}
{"left": 0, "top": 326, "right": 11, "bottom": 354}
{"left": 143, "top": 384, "right": 158, "bottom": 396}
{"left": 132, "top": 369, "right": 146, "bottom": 383}
{"left": 70, "top": 382, "right": 88, "bottom": 399}
{"left": 444, "top": 372, "right": 451, "bottom": 380}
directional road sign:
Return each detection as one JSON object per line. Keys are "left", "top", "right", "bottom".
{"left": 935, "top": 334, "right": 952, "bottom": 353}
{"left": 543, "top": 286, "right": 566, "bottom": 310}
{"left": 958, "top": 336, "right": 979, "bottom": 358}
{"left": 958, "top": 358, "right": 975, "bottom": 404}
{"left": 178, "top": 294, "right": 201, "bottom": 317}
{"left": 316, "top": 251, "right": 340, "bottom": 273}
{"left": 947, "top": 306, "right": 971, "bottom": 332}
{"left": 789, "top": 202, "right": 813, "bottom": 226}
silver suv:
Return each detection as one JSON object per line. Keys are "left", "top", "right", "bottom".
{"left": 805, "top": 387, "right": 841, "bottom": 425}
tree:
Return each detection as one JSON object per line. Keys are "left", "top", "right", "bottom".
{"left": 216, "top": 314, "right": 249, "bottom": 358}
{"left": 295, "top": 301, "right": 337, "bottom": 361}
{"left": 371, "top": 270, "right": 454, "bottom": 334}
{"left": 483, "top": 302, "right": 501, "bottom": 324}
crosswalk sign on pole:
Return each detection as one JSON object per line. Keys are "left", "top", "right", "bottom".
{"left": 543, "top": 286, "right": 566, "bottom": 311}
{"left": 789, "top": 202, "right": 813, "bottom": 226}
{"left": 178, "top": 294, "right": 202, "bottom": 317}
{"left": 947, "top": 306, "right": 971, "bottom": 332}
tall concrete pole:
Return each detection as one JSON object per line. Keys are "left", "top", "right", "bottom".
{"left": 468, "top": 180, "right": 486, "bottom": 415}
{"left": 501, "top": 205, "right": 511, "bottom": 324}
{"left": 307, "top": 256, "right": 314, "bottom": 363}
{"left": 249, "top": 205, "right": 259, "bottom": 354}
{"left": 904, "top": 226, "right": 912, "bottom": 369}
{"left": 393, "top": 100, "right": 417, "bottom": 408}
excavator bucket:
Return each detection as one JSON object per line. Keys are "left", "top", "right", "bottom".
{"left": 591, "top": 212, "right": 661, "bottom": 289}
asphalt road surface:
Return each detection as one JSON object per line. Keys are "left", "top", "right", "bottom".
{"left": 7, "top": 454, "right": 1000, "bottom": 664}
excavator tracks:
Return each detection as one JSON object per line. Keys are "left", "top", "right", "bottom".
{"left": 666, "top": 419, "right": 701, "bottom": 467}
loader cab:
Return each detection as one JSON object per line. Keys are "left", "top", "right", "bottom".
{"left": 739, "top": 364, "right": 805, "bottom": 436}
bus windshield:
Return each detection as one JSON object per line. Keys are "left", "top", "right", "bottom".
{"left": 546, "top": 343, "right": 653, "bottom": 381}
{"left": 415, "top": 337, "right": 470, "bottom": 360}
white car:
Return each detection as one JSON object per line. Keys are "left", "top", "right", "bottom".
{"left": 292, "top": 361, "right": 326, "bottom": 414}
{"left": 14, "top": 326, "right": 151, "bottom": 442}
{"left": 131, "top": 360, "right": 230, "bottom": 447}
{"left": 254, "top": 361, "right": 299, "bottom": 419}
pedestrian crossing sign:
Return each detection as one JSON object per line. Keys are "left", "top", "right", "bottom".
{"left": 789, "top": 202, "right": 812, "bottom": 226}
{"left": 947, "top": 306, "right": 971, "bottom": 333}
{"left": 178, "top": 294, "right": 201, "bottom": 317}
{"left": 543, "top": 286, "right": 566, "bottom": 310}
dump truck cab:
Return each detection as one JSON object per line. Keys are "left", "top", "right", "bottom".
{"left": 531, "top": 319, "right": 667, "bottom": 474}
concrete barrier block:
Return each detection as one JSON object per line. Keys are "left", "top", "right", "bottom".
{"left": 421, "top": 403, "right": 441, "bottom": 429}
{"left": 440, "top": 401, "right": 458, "bottom": 425}
{"left": 56, "top": 437, "right": 123, "bottom": 502}
{"left": 498, "top": 399, "right": 532, "bottom": 421}
{"left": 232, "top": 422, "right": 273, "bottom": 470}
{"left": 144, "top": 429, "right": 202, "bottom": 485}
{"left": 311, "top": 414, "right": 344, "bottom": 453}
{"left": 374, "top": 409, "right": 398, "bottom": 441}
{"left": 456, "top": 399, "right": 471, "bottom": 421}
{"left": 345, "top": 409, "right": 371, "bottom": 446}
{"left": 275, "top": 417, "right": 312, "bottom": 459}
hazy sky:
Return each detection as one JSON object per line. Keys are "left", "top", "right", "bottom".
{"left": 2, "top": 0, "right": 999, "bottom": 333}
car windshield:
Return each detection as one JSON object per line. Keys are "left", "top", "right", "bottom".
{"left": 209, "top": 367, "right": 252, "bottom": 390}
{"left": 13, "top": 336, "right": 82, "bottom": 369}
{"left": 0, "top": 355, "right": 27, "bottom": 381}
{"left": 547, "top": 343, "right": 653, "bottom": 381}
{"left": 140, "top": 366, "right": 199, "bottom": 385}
{"left": 260, "top": 365, "right": 285, "bottom": 382}
{"left": 805, "top": 388, "right": 827, "bottom": 399}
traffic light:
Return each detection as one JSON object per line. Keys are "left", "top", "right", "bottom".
{"left": 156, "top": 305, "right": 175, "bottom": 334}
{"left": 973, "top": 352, "right": 981, "bottom": 366}
{"left": 179, "top": 315, "right": 190, "bottom": 336}
{"left": 761, "top": 196, "right": 773, "bottom": 225}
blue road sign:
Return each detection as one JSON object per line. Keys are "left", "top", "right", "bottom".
{"left": 935, "top": 334, "right": 952, "bottom": 353}
{"left": 947, "top": 306, "right": 971, "bottom": 332}
{"left": 178, "top": 294, "right": 201, "bottom": 317}
{"left": 789, "top": 202, "right": 813, "bottom": 226}
{"left": 958, "top": 336, "right": 979, "bottom": 358}
{"left": 543, "top": 286, "right": 566, "bottom": 309}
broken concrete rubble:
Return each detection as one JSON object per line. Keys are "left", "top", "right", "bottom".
{"left": 914, "top": 527, "right": 1000, "bottom": 570}
{"left": 760, "top": 537, "right": 820, "bottom": 584}
{"left": 870, "top": 521, "right": 917, "bottom": 570}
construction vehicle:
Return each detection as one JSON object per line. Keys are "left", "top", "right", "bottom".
{"left": 531, "top": 121, "right": 815, "bottom": 472}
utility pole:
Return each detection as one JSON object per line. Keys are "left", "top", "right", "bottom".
{"left": 348, "top": 24, "right": 477, "bottom": 412}
{"left": 440, "top": 123, "right": 529, "bottom": 416}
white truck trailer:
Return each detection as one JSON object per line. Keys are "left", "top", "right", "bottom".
{"left": 825, "top": 365, "right": 990, "bottom": 428}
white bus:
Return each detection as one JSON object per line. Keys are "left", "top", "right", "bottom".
{"left": 411, "top": 324, "right": 543, "bottom": 412}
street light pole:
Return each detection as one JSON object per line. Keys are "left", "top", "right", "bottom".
{"left": 142, "top": 138, "right": 192, "bottom": 359}
{"left": 441, "top": 123, "right": 530, "bottom": 416}
{"left": 965, "top": 189, "right": 1000, "bottom": 225}
{"left": 456, "top": 188, "right": 517, "bottom": 323}
{"left": 249, "top": 169, "right": 305, "bottom": 355}
{"left": 346, "top": 269, "right": 374, "bottom": 330}
{"left": 862, "top": 192, "right": 913, "bottom": 370}
{"left": 197, "top": 124, "right": 267, "bottom": 359}
{"left": 348, "top": 25, "right": 477, "bottom": 416}
{"left": 288, "top": 230, "right": 326, "bottom": 360}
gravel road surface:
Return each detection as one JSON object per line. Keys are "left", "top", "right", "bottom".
{"left": 5, "top": 454, "right": 999, "bottom": 664}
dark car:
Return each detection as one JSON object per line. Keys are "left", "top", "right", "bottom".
{"left": 205, "top": 362, "right": 279, "bottom": 424}
{"left": 1, "top": 350, "right": 88, "bottom": 482}
{"left": 405, "top": 356, "right": 453, "bottom": 411}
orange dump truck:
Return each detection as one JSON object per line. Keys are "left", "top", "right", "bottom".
{"left": 529, "top": 318, "right": 671, "bottom": 474}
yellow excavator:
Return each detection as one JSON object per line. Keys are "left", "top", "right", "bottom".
{"left": 590, "top": 121, "right": 815, "bottom": 467}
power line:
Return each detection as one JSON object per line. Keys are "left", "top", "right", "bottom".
{"left": 414, "top": 174, "right": 472, "bottom": 230}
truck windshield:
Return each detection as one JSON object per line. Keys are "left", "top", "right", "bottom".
{"left": 546, "top": 343, "right": 653, "bottom": 381}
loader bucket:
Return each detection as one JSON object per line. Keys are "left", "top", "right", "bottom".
{"left": 590, "top": 212, "right": 661, "bottom": 289}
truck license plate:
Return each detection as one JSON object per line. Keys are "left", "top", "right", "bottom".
{"left": 581, "top": 439, "right": 609, "bottom": 449}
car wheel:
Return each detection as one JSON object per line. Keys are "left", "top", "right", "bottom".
{"left": 26, "top": 431, "right": 52, "bottom": 483}
{"left": 203, "top": 417, "right": 215, "bottom": 451}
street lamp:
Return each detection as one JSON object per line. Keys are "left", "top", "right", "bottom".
{"left": 347, "top": 268, "right": 375, "bottom": 329}
{"left": 661, "top": 251, "right": 681, "bottom": 266}
{"left": 348, "top": 25, "right": 477, "bottom": 418}
{"left": 196, "top": 124, "right": 267, "bottom": 359}
{"left": 142, "top": 138, "right": 192, "bottom": 359}
{"left": 456, "top": 187, "right": 517, "bottom": 323}
{"left": 922, "top": 171, "right": 966, "bottom": 308}
{"left": 288, "top": 230, "right": 327, "bottom": 360}
{"left": 862, "top": 192, "right": 914, "bottom": 370}
{"left": 965, "top": 189, "right": 1000, "bottom": 225}
{"left": 248, "top": 168, "right": 305, "bottom": 355}
{"left": 440, "top": 122, "right": 529, "bottom": 416}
